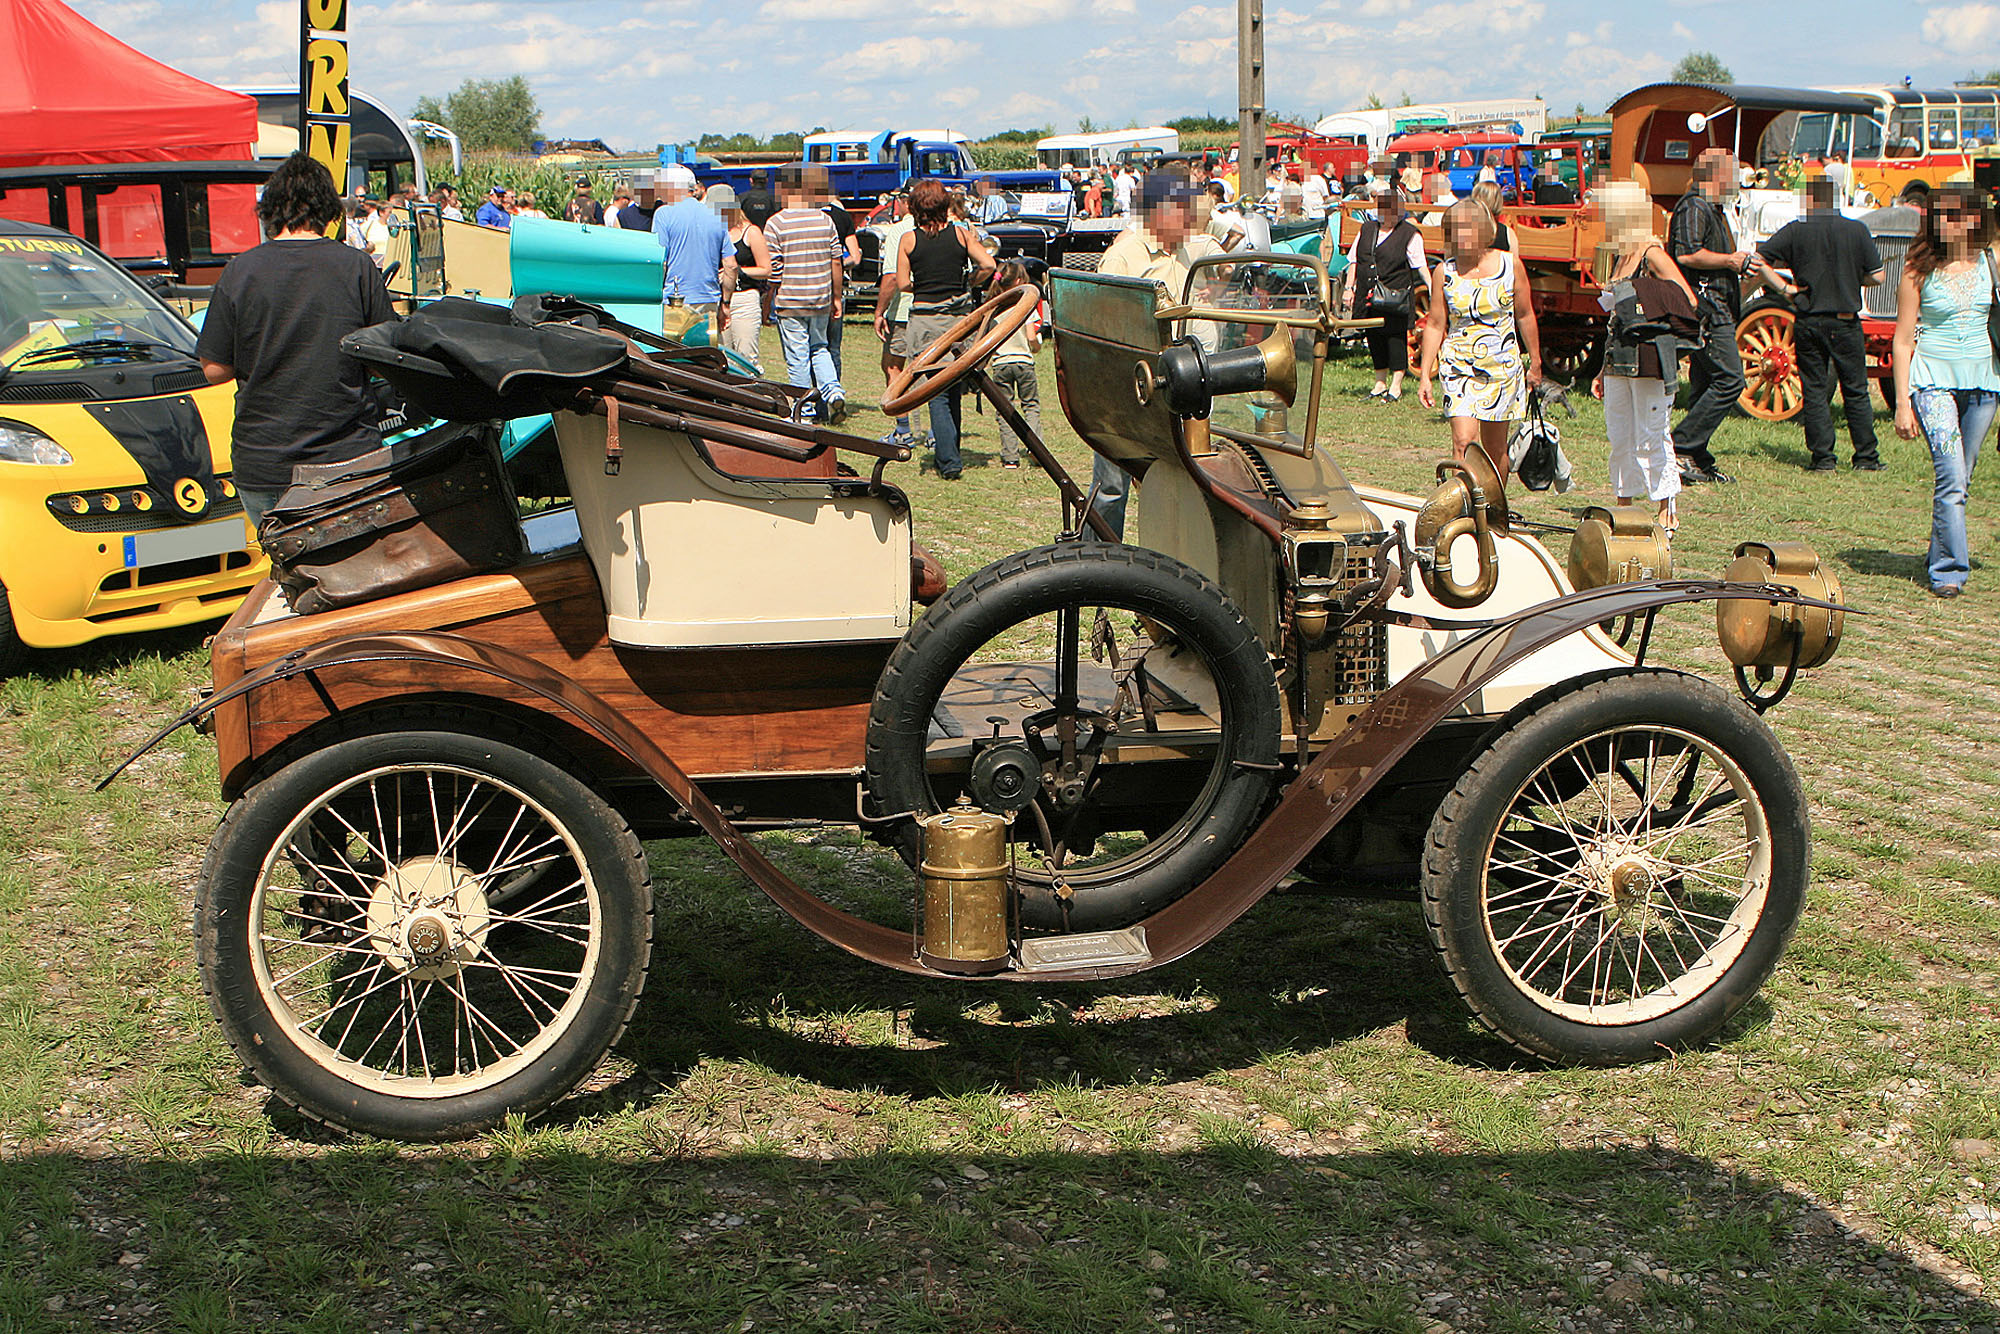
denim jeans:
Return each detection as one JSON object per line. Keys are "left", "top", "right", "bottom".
{"left": 1910, "top": 385, "right": 1996, "bottom": 589}
{"left": 239, "top": 487, "right": 284, "bottom": 531}
{"left": 1796, "top": 314, "right": 1879, "bottom": 466}
{"left": 1671, "top": 313, "right": 1745, "bottom": 472}
{"left": 775, "top": 312, "right": 842, "bottom": 404}
{"left": 1089, "top": 452, "right": 1128, "bottom": 539}
{"left": 905, "top": 311, "right": 966, "bottom": 475}
{"left": 927, "top": 390, "right": 963, "bottom": 476}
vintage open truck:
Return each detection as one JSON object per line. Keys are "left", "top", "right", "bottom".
{"left": 108, "top": 252, "right": 1846, "bottom": 1140}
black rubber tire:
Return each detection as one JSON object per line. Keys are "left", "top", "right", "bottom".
{"left": 865, "top": 543, "right": 1281, "bottom": 932}
{"left": 195, "top": 726, "right": 653, "bottom": 1140}
{"left": 0, "top": 581, "right": 28, "bottom": 678}
{"left": 1420, "top": 669, "right": 1808, "bottom": 1064}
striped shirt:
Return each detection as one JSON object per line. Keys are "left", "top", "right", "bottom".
{"left": 764, "top": 207, "right": 842, "bottom": 314}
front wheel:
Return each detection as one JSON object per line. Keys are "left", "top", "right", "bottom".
{"left": 1421, "top": 670, "right": 1808, "bottom": 1063}
{"left": 196, "top": 727, "right": 653, "bottom": 1139}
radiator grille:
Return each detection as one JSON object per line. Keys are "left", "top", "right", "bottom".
{"left": 1327, "top": 543, "right": 1389, "bottom": 705}
{"left": 1863, "top": 236, "right": 1909, "bottom": 320}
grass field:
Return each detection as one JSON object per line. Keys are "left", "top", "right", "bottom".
{"left": 1, "top": 322, "right": 1997, "bottom": 1333}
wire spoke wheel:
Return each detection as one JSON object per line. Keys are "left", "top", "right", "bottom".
{"left": 253, "top": 764, "right": 600, "bottom": 1094}
{"left": 198, "top": 726, "right": 651, "bottom": 1139}
{"left": 867, "top": 544, "right": 1281, "bottom": 933}
{"left": 1482, "top": 726, "right": 1767, "bottom": 1023}
{"left": 1422, "top": 671, "right": 1807, "bottom": 1063}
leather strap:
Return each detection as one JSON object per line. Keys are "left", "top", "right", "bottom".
{"left": 603, "top": 394, "right": 621, "bottom": 475}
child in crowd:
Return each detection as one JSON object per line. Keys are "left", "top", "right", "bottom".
{"left": 985, "top": 261, "right": 1043, "bottom": 469}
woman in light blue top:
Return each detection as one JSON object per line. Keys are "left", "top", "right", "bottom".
{"left": 1892, "top": 184, "right": 1999, "bottom": 597}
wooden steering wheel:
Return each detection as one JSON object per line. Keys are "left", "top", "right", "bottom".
{"left": 881, "top": 284, "right": 1040, "bottom": 416}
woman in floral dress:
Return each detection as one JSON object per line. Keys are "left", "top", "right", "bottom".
{"left": 1418, "top": 199, "right": 1542, "bottom": 478}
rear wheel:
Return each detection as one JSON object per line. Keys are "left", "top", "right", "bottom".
{"left": 1737, "top": 303, "right": 1801, "bottom": 422}
{"left": 866, "top": 544, "right": 1282, "bottom": 932}
{"left": 196, "top": 727, "right": 653, "bottom": 1139}
{"left": 1421, "top": 670, "right": 1807, "bottom": 1063}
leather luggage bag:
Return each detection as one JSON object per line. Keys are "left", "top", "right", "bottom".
{"left": 258, "top": 423, "right": 526, "bottom": 615}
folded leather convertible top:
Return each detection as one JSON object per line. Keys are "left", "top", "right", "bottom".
{"left": 342, "top": 297, "right": 632, "bottom": 421}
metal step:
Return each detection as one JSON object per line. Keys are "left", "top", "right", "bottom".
{"left": 1016, "top": 926, "right": 1151, "bottom": 972}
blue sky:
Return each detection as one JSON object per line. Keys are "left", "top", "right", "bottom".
{"left": 64, "top": 0, "right": 2000, "bottom": 146}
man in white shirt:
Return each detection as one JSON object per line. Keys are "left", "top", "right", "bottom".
{"left": 1112, "top": 165, "right": 1137, "bottom": 216}
{"left": 1095, "top": 174, "right": 1226, "bottom": 537}
{"left": 1301, "top": 170, "right": 1331, "bottom": 218}
{"left": 1204, "top": 182, "right": 1273, "bottom": 252}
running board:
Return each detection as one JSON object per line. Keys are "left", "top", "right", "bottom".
{"left": 1017, "top": 927, "right": 1151, "bottom": 972}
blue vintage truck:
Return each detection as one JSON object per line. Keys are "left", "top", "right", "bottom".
{"left": 667, "top": 128, "right": 1060, "bottom": 207}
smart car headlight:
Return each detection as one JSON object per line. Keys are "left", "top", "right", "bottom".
{"left": 0, "top": 420, "right": 74, "bottom": 466}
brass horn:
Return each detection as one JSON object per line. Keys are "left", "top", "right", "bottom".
{"left": 1154, "top": 326, "right": 1298, "bottom": 417}
{"left": 1412, "top": 447, "right": 1509, "bottom": 609}
{"left": 1249, "top": 323, "right": 1298, "bottom": 409}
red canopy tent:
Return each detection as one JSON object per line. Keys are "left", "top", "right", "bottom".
{"left": 0, "top": 0, "right": 258, "bottom": 169}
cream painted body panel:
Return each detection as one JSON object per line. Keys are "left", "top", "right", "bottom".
{"left": 1352, "top": 484, "right": 1631, "bottom": 713}
{"left": 555, "top": 415, "right": 912, "bottom": 648}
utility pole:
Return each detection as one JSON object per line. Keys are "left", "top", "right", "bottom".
{"left": 1237, "top": 0, "right": 1266, "bottom": 200}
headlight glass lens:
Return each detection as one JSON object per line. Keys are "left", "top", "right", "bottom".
{"left": 0, "top": 420, "right": 74, "bottom": 466}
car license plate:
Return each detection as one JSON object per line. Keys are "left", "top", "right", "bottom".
{"left": 122, "top": 518, "right": 248, "bottom": 569}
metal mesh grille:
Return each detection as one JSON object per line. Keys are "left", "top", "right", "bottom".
{"left": 0, "top": 382, "right": 95, "bottom": 403}
{"left": 1864, "top": 237, "right": 1909, "bottom": 320}
{"left": 151, "top": 370, "right": 209, "bottom": 395}
{"left": 48, "top": 483, "right": 243, "bottom": 533}
{"left": 1328, "top": 543, "right": 1388, "bottom": 705}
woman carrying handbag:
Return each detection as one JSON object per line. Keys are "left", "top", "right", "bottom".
{"left": 1892, "top": 183, "right": 1998, "bottom": 598}
{"left": 1417, "top": 199, "right": 1543, "bottom": 481}
{"left": 1340, "top": 186, "right": 1428, "bottom": 401}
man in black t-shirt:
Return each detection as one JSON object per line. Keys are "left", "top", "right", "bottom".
{"left": 1756, "top": 175, "right": 1885, "bottom": 470}
{"left": 196, "top": 153, "right": 394, "bottom": 528}
{"left": 1667, "top": 148, "right": 1753, "bottom": 483}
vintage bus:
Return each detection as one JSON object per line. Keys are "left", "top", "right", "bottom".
{"left": 1609, "top": 82, "right": 1996, "bottom": 209}
{"left": 235, "top": 86, "right": 430, "bottom": 198}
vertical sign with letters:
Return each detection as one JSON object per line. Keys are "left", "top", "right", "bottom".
{"left": 301, "top": 0, "right": 351, "bottom": 222}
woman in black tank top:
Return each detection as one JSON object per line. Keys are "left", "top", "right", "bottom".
{"left": 718, "top": 189, "right": 770, "bottom": 375}
{"left": 894, "top": 179, "right": 996, "bottom": 478}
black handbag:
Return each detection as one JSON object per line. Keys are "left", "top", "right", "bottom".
{"left": 1362, "top": 220, "right": 1416, "bottom": 318}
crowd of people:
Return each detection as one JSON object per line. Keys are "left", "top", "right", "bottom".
{"left": 250, "top": 134, "right": 1983, "bottom": 601}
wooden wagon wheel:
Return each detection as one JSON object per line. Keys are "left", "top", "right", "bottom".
{"left": 1737, "top": 304, "right": 1801, "bottom": 422}
{"left": 1543, "top": 334, "right": 1603, "bottom": 384}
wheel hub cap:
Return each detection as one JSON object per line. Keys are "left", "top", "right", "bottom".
{"left": 1577, "top": 836, "right": 1660, "bottom": 936}
{"left": 366, "top": 855, "right": 493, "bottom": 980}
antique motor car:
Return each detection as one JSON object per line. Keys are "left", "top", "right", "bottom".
{"left": 109, "top": 254, "right": 1847, "bottom": 1141}
{"left": 0, "top": 219, "right": 265, "bottom": 674}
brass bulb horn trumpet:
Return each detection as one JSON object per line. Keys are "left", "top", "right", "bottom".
{"left": 1146, "top": 326, "right": 1297, "bottom": 417}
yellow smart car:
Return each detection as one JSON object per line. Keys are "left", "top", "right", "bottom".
{"left": 0, "top": 219, "right": 264, "bottom": 672}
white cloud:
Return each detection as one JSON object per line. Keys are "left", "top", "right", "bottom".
{"left": 1922, "top": 3, "right": 2000, "bottom": 47}
{"left": 824, "top": 35, "right": 977, "bottom": 83}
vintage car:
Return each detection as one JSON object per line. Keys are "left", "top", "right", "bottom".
{"left": 0, "top": 219, "right": 264, "bottom": 673}
{"left": 109, "top": 256, "right": 1846, "bottom": 1141}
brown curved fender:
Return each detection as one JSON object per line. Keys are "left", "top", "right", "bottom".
{"left": 99, "top": 579, "right": 1847, "bottom": 983}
